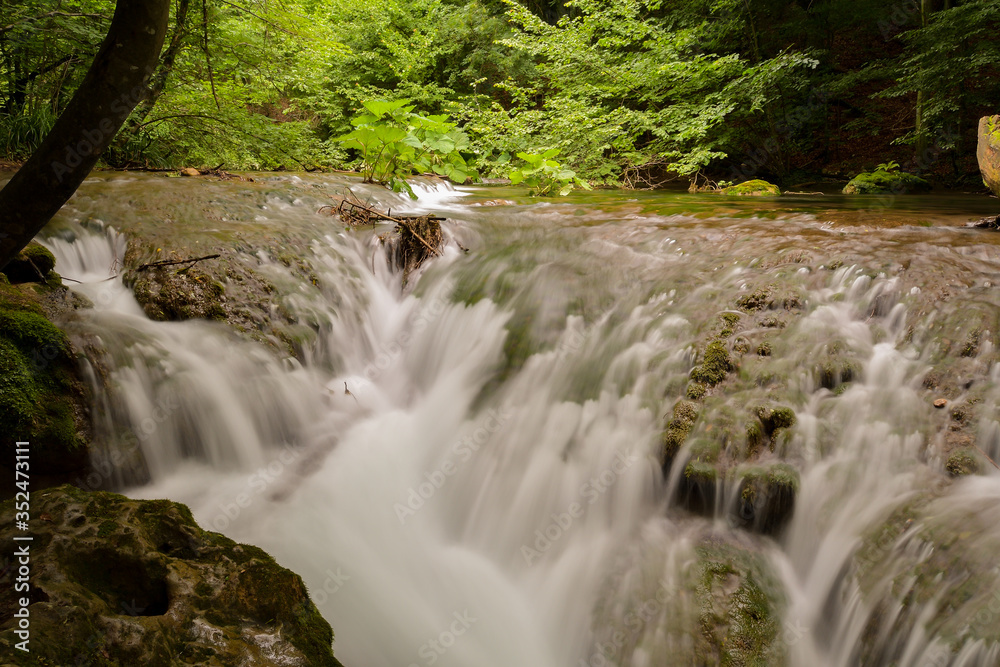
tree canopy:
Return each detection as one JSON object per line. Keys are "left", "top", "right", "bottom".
{"left": 1, "top": 0, "right": 997, "bottom": 187}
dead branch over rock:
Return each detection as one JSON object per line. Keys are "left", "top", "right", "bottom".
{"left": 320, "top": 191, "right": 446, "bottom": 281}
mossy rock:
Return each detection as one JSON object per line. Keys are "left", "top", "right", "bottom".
{"left": 977, "top": 115, "right": 1000, "bottom": 197}
{"left": 661, "top": 399, "right": 700, "bottom": 473}
{"left": 0, "top": 485, "right": 345, "bottom": 666}
{"left": 734, "top": 463, "right": 799, "bottom": 535}
{"left": 588, "top": 531, "right": 787, "bottom": 666}
{"left": 721, "top": 179, "right": 782, "bottom": 196}
{"left": 842, "top": 170, "right": 931, "bottom": 195}
{"left": 1, "top": 242, "right": 56, "bottom": 284}
{"left": 0, "top": 282, "right": 89, "bottom": 478}
{"left": 945, "top": 448, "right": 982, "bottom": 477}
{"left": 853, "top": 494, "right": 1000, "bottom": 660}
{"left": 690, "top": 341, "right": 733, "bottom": 386}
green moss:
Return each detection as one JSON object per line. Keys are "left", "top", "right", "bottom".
{"left": 721, "top": 179, "right": 781, "bottom": 196}
{"left": 945, "top": 449, "right": 981, "bottom": 477}
{"left": 756, "top": 341, "right": 772, "bottom": 357}
{"left": 695, "top": 543, "right": 786, "bottom": 666}
{"left": 736, "top": 288, "right": 771, "bottom": 312}
{"left": 842, "top": 170, "right": 931, "bottom": 195}
{"left": 690, "top": 341, "right": 732, "bottom": 386}
{"left": 686, "top": 382, "right": 707, "bottom": 400}
{"left": 961, "top": 329, "right": 981, "bottom": 357}
{"left": 1, "top": 242, "right": 56, "bottom": 283}
{"left": 661, "top": 399, "right": 700, "bottom": 470}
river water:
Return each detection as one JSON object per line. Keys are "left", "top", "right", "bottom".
{"left": 33, "top": 173, "right": 1000, "bottom": 666}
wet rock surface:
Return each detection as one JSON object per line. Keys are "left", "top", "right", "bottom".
{"left": 0, "top": 485, "right": 344, "bottom": 666}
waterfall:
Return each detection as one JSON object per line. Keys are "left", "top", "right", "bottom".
{"left": 44, "top": 174, "right": 1000, "bottom": 666}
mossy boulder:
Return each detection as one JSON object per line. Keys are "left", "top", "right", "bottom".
{"left": 0, "top": 485, "right": 345, "bottom": 666}
{"left": 661, "top": 399, "right": 700, "bottom": 473}
{"left": 721, "top": 179, "right": 781, "bottom": 196}
{"left": 590, "top": 533, "right": 787, "bottom": 666}
{"left": 690, "top": 341, "right": 733, "bottom": 386}
{"left": 978, "top": 115, "right": 1000, "bottom": 197}
{"left": 0, "top": 281, "right": 90, "bottom": 483}
{"left": 842, "top": 170, "right": 931, "bottom": 195}
{"left": 734, "top": 463, "right": 799, "bottom": 535}
{"left": 945, "top": 448, "right": 982, "bottom": 477}
{"left": 1, "top": 242, "right": 56, "bottom": 284}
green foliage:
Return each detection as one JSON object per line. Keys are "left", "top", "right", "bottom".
{"left": 508, "top": 148, "right": 589, "bottom": 196}
{"left": 875, "top": 160, "right": 900, "bottom": 174}
{"left": 336, "top": 99, "right": 476, "bottom": 197}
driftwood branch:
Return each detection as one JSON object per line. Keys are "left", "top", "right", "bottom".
{"left": 136, "top": 254, "right": 220, "bottom": 271}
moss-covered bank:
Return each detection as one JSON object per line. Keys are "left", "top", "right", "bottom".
{"left": 0, "top": 263, "right": 91, "bottom": 495}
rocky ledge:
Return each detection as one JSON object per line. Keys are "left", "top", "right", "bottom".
{"left": 0, "top": 485, "right": 344, "bottom": 666}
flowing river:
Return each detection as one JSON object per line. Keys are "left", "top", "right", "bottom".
{"left": 28, "top": 172, "right": 1000, "bottom": 666}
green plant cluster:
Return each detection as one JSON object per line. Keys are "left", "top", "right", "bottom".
{"left": 507, "top": 148, "right": 590, "bottom": 196}
{"left": 337, "top": 99, "right": 476, "bottom": 197}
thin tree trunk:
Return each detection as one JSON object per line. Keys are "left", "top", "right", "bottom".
{"left": 915, "top": 0, "right": 933, "bottom": 157}
{"left": 0, "top": 0, "right": 171, "bottom": 269}
{"left": 130, "top": 0, "right": 192, "bottom": 128}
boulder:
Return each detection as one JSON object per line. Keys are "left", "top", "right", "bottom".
{"left": 1, "top": 242, "right": 56, "bottom": 284}
{"left": 721, "top": 179, "right": 781, "bottom": 196}
{"left": 180, "top": 167, "right": 201, "bottom": 177}
{"left": 0, "top": 485, "right": 345, "bottom": 666}
{"left": 842, "top": 170, "right": 931, "bottom": 195}
{"left": 978, "top": 115, "right": 1000, "bottom": 197}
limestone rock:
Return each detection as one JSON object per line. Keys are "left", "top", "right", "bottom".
{"left": 0, "top": 485, "right": 345, "bottom": 666}
{"left": 978, "top": 115, "right": 1000, "bottom": 197}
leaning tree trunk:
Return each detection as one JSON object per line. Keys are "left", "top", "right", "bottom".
{"left": 0, "top": 0, "right": 171, "bottom": 270}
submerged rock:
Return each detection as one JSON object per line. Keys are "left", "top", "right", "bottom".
{"left": 590, "top": 531, "right": 788, "bottom": 666}
{"left": 0, "top": 485, "right": 345, "bottom": 666}
{"left": 978, "top": 115, "right": 1000, "bottom": 197}
{"left": 842, "top": 170, "right": 931, "bottom": 195}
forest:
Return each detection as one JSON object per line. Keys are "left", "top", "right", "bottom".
{"left": 1, "top": 0, "right": 998, "bottom": 187}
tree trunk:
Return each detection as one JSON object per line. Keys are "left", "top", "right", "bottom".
{"left": 0, "top": 0, "right": 171, "bottom": 270}
{"left": 915, "top": 0, "right": 933, "bottom": 158}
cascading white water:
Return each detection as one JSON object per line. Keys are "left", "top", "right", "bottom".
{"left": 43, "top": 175, "right": 1000, "bottom": 666}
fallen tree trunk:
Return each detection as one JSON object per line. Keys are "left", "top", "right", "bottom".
{"left": 0, "top": 0, "right": 171, "bottom": 270}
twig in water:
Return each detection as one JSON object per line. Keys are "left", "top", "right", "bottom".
{"left": 136, "top": 254, "right": 220, "bottom": 272}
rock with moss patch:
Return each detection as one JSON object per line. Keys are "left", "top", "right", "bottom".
{"left": 690, "top": 341, "right": 732, "bottom": 386}
{"left": 661, "top": 400, "right": 700, "bottom": 473}
{"left": 0, "top": 485, "right": 345, "bottom": 666}
{"left": 945, "top": 448, "right": 981, "bottom": 477}
{"left": 2, "top": 242, "right": 56, "bottom": 284}
{"left": 721, "top": 179, "right": 781, "bottom": 196}
{"left": 842, "top": 170, "right": 931, "bottom": 195}
{"left": 0, "top": 281, "right": 90, "bottom": 482}
{"left": 734, "top": 463, "right": 799, "bottom": 535}
{"left": 853, "top": 495, "right": 1000, "bottom": 661}
{"left": 978, "top": 115, "right": 1000, "bottom": 197}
